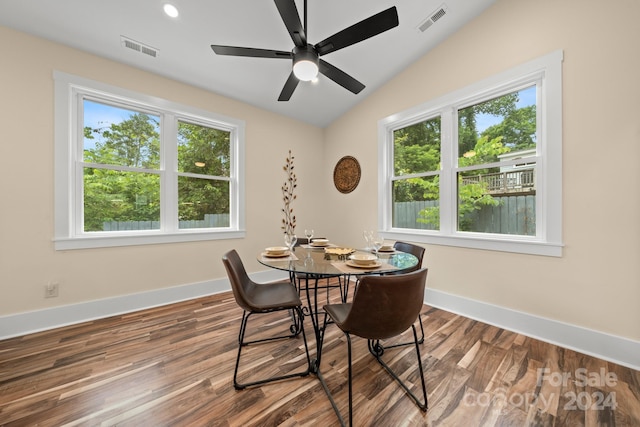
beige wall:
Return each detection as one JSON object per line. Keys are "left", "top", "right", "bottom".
{"left": 323, "top": 0, "right": 640, "bottom": 341}
{"left": 1, "top": 0, "right": 639, "bottom": 344}
{"left": 0, "top": 26, "right": 325, "bottom": 315}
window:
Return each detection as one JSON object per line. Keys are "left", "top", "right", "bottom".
{"left": 378, "top": 51, "right": 563, "bottom": 256}
{"left": 392, "top": 117, "right": 441, "bottom": 231}
{"left": 54, "top": 71, "right": 245, "bottom": 250}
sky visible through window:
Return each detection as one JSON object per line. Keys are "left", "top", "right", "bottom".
{"left": 83, "top": 100, "right": 138, "bottom": 150}
{"left": 475, "top": 85, "right": 536, "bottom": 134}
{"left": 83, "top": 85, "right": 536, "bottom": 149}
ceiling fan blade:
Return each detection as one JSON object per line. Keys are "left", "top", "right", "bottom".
{"left": 274, "top": 0, "right": 307, "bottom": 47}
{"left": 211, "top": 45, "right": 291, "bottom": 59}
{"left": 315, "top": 6, "right": 399, "bottom": 56}
{"left": 278, "top": 72, "right": 300, "bottom": 101}
{"left": 319, "top": 59, "right": 365, "bottom": 95}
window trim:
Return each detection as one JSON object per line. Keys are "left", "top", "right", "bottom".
{"left": 54, "top": 71, "right": 245, "bottom": 250}
{"left": 378, "top": 50, "right": 563, "bottom": 257}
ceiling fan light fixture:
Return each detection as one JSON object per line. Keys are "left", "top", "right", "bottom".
{"left": 163, "top": 3, "right": 179, "bottom": 18}
{"left": 292, "top": 45, "right": 319, "bottom": 81}
{"left": 293, "top": 60, "right": 318, "bottom": 81}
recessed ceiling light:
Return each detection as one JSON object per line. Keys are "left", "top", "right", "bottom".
{"left": 163, "top": 4, "right": 179, "bottom": 18}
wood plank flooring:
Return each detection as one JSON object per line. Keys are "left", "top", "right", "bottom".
{"left": 1, "top": 280, "right": 639, "bottom": 426}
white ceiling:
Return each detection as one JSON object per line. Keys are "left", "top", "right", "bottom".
{"left": 0, "top": 0, "right": 495, "bottom": 128}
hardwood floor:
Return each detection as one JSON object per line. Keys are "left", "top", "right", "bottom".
{"left": 1, "top": 281, "right": 638, "bottom": 426}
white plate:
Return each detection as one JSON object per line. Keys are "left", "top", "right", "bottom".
{"left": 350, "top": 253, "right": 378, "bottom": 265}
{"left": 376, "top": 248, "right": 395, "bottom": 253}
{"left": 310, "top": 241, "right": 329, "bottom": 247}
{"left": 265, "top": 246, "right": 288, "bottom": 255}
{"left": 262, "top": 251, "right": 291, "bottom": 258}
{"left": 346, "top": 260, "right": 382, "bottom": 269}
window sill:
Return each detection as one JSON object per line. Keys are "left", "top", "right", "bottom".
{"left": 383, "top": 230, "right": 563, "bottom": 257}
{"left": 54, "top": 229, "right": 246, "bottom": 250}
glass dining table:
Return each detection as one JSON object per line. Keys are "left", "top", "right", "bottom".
{"left": 258, "top": 244, "right": 418, "bottom": 280}
{"left": 258, "top": 244, "right": 418, "bottom": 425}
{"left": 257, "top": 244, "right": 418, "bottom": 366}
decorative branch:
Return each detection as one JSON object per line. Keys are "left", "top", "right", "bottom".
{"left": 281, "top": 150, "right": 297, "bottom": 236}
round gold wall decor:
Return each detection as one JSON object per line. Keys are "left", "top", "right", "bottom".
{"left": 333, "top": 156, "right": 361, "bottom": 194}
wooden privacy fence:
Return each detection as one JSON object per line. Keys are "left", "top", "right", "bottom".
{"left": 102, "top": 213, "right": 230, "bottom": 231}
{"left": 393, "top": 195, "right": 536, "bottom": 235}
{"left": 394, "top": 201, "right": 439, "bottom": 231}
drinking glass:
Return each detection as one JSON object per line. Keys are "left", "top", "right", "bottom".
{"left": 371, "top": 234, "right": 384, "bottom": 258}
{"left": 284, "top": 233, "right": 297, "bottom": 253}
{"left": 363, "top": 230, "right": 373, "bottom": 250}
{"left": 304, "top": 229, "right": 314, "bottom": 244}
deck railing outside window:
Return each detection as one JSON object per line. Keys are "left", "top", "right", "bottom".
{"left": 461, "top": 168, "right": 535, "bottom": 194}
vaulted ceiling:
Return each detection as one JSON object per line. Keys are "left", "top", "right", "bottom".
{"left": 0, "top": 0, "right": 495, "bottom": 127}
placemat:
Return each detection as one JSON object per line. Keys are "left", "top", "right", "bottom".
{"left": 260, "top": 252, "right": 299, "bottom": 262}
{"left": 330, "top": 261, "right": 397, "bottom": 275}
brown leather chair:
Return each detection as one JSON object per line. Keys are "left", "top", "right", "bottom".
{"left": 222, "top": 249, "right": 311, "bottom": 389}
{"left": 392, "top": 241, "right": 425, "bottom": 274}
{"left": 389, "top": 241, "right": 426, "bottom": 345}
{"left": 323, "top": 268, "right": 429, "bottom": 426}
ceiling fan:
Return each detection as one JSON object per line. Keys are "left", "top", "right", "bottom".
{"left": 210, "top": 0, "right": 399, "bottom": 101}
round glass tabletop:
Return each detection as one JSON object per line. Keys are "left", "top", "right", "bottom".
{"left": 258, "top": 246, "right": 418, "bottom": 276}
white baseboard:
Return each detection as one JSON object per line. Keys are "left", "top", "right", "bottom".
{"left": 0, "top": 279, "right": 222, "bottom": 340}
{"left": 425, "top": 288, "right": 640, "bottom": 371}
{"left": 2, "top": 272, "right": 638, "bottom": 371}
{"left": 0, "top": 269, "right": 290, "bottom": 340}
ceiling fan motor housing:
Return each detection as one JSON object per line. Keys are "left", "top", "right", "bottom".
{"left": 292, "top": 45, "right": 319, "bottom": 81}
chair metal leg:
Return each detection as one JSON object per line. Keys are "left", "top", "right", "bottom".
{"left": 322, "top": 327, "right": 426, "bottom": 427}
{"left": 233, "top": 307, "right": 311, "bottom": 390}
{"left": 368, "top": 325, "right": 428, "bottom": 411}
{"left": 316, "top": 314, "right": 348, "bottom": 426}
{"left": 233, "top": 312, "right": 250, "bottom": 387}
{"left": 237, "top": 311, "right": 248, "bottom": 344}
{"left": 315, "top": 329, "right": 361, "bottom": 426}
{"left": 383, "top": 314, "right": 425, "bottom": 349}
{"left": 347, "top": 333, "right": 354, "bottom": 427}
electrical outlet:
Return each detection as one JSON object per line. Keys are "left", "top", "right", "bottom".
{"left": 45, "top": 282, "right": 59, "bottom": 298}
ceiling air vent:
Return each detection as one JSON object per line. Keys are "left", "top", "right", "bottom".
{"left": 120, "top": 36, "right": 158, "bottom": 58}
{"left": 417, "top": 4, "right": 448, "bottom": 32}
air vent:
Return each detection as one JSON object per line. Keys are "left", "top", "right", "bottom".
{"left": 140, "top": 46, "right": 158, "bottom": 57}
{"left": 417, "top": 4, "right": 448, "bottom": 32}
{"left": 120, "top": 36, "right": 158, "bottom": 58}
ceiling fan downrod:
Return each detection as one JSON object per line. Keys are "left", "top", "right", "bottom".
{"left": 303, "top": 0, "right": 307, "bottom": 36}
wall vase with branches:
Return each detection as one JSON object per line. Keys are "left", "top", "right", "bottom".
{"left": 281, "top": 150, "right": 297, "bottom": 237}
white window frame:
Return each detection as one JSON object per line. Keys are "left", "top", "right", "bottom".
{"left": 54, "top": 71, "right": 245, "bottom": 250}
{"left": 378, "top": 50, "right": 563, "bottom": 257}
